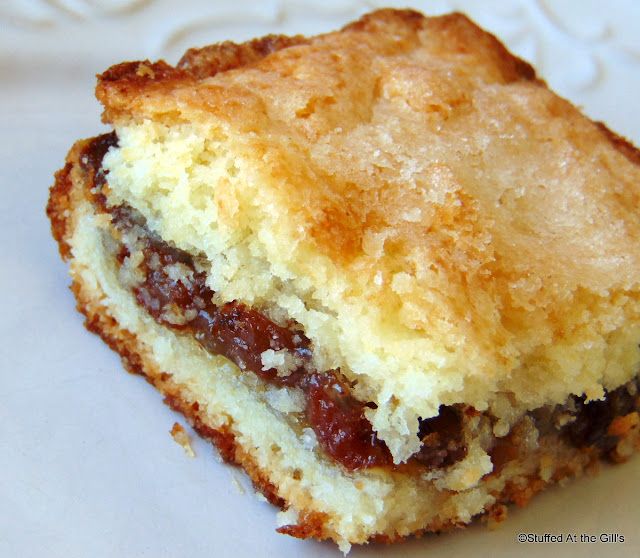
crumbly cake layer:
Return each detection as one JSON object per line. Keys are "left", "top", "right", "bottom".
{"left": 79, "top": 132, "right": 640, "bottom": 476}
{"left": 97, "top": 9, "right": 640, "bottom": 462}
{"left": 47, "top": 132, "right": 640, "bottom": 550}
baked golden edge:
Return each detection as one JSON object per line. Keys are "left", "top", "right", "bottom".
{"left": 47, "top": 10, "right": 640, "bottom": 546}
{"left": 95, "top": 10, "right": 539, "bottom": 123}
{"left": 47, "top": 134, "right": 640, "bottom": 549}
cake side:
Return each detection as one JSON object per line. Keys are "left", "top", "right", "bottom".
{"left": 95, "top": 9, "right": 640, "bottom": 461}
{"left": 46, "top": 134, "right": 640, "bottom": 549}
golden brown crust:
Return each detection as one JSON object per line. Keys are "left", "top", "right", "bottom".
{"left": 96, "top": 61, "right": 194, "bottom": 123}
{"left": 339, "top": 9, "right": 640, "bottom": 180}
{"left": 276, "top": 511, "right": 329, "bottom": 540}
{"left": 343, "top": 10, "right": 537, "bottom": 83}
{"left": 96, "top": 34, "right": 305, "bottom": 123}
{"left": 46, "top": 162, "right": 74, "bottom": 260}
{"left": 97, "top": 33, "right": 306, "bottom": 97}
{"left": 95, "top": 9, "right": 539, "bottom": 124}
{"left": 99, "top": 60, "right": 189, "bottom": 86}
{"left": 595, "top": 121, "right": 640, "bottom": 166}
{"left": 177, "top": 35, "right": 308, "bottom": 79}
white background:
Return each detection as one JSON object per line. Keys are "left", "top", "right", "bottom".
{"left": 1, "top": 1, "right": 639, "bottom": 557}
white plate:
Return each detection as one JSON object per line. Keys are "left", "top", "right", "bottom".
{"left": 1, "top": 1, "right": 639, "bottom": 557}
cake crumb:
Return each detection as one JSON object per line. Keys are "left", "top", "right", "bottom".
{"left": 136, "top": 63, "right": 156, "bottom": 78}
{"left": 260, "top": 348, "right": 302, "bottom": 377}
{"left": 484, "top": 503, "right": 508, "bottom": 530}
{"left": 170, "top": 422, "right": 195, "bottom": 457}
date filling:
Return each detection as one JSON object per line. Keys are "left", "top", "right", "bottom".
{"left": 82, "top": 133, "right": 640, "bottom": 472}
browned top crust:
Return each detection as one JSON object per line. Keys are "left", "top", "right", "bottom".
{"left": 96, "top": 10, "right": 538, "bottom": 123}
{"left": 177, "top": 34, "right": 308, "bottom": 79}
{"left": 97, "top": 33, "right": 307, "bottom": 111}
{"left": 343, "top": 9, "right": 536, "bottom": 81}
{"left": 96, "top": 32, "right": 305, "bottom": 122}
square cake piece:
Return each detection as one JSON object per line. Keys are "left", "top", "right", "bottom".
{"left": 47, "top": 8, "right": 640, "bottom": 550}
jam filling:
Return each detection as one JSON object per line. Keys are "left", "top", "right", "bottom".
{"left": 81, "top": 132, "right": 638, "bottom": 472}
{"left": 561, "top": 381, "right": 639, "bottom": 454}
{"left": 110, "top": 204, "right": 395, "bottom": 469}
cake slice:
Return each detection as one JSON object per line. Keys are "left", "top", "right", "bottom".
{"left": 47, "top": 9, "right": 640, "bottom": 550}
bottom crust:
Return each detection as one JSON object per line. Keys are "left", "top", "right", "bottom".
{"left": 48, "top": 138, "right": 640, "bottom": 549}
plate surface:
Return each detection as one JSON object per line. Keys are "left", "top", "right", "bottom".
{"left": 1, "top": 1, "right": 639, "bottom": 557}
